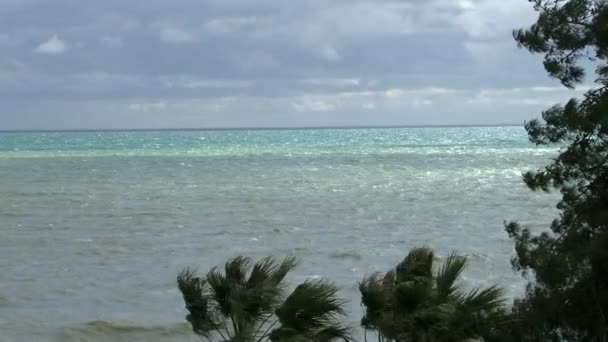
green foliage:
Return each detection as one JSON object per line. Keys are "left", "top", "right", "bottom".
{"left": 271, "top": 280, "right": 350, "bottom": 342}
{"left": 177, "top": 256, "right": 351, "bottom": 342}
{"left": 508, "top": 0, "right": 608, "bottom": 339}
{"left": 359, "top": 248, "right": 507, "bottom": 342}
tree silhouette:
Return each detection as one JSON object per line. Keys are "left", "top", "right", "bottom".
{"left": 359, "top": 248, "right": 507, "bottom": 342}
{"left": 507, "top": 0, "right": 608, "bottom": 339}
{"left": 177, "top": 256, "right": 351, "bottom": 342}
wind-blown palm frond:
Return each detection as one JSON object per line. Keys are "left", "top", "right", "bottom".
{"left": 449, "top": 286, "right": 507, "bottom": 340}
{"left": 359, "top": 247, "right": 507, "bottom": 342}
{"left": 207, "top": 267, "right": 231, "bottom": 317}
{"left": 396, "top": 247, "right": 434, "bottom": 282}
{"left": 272, "top": 256, "right": 298, "bottom": 283}
{"left": 178, "top": 256, "right": 347, "bottom": 342}
{"left": 460, "top": 285, "right": 505, "bottom": 312}
{"left": 359, "top": 273, "right": 388, "bottom": 330}
{"left": 177, "top": 268, "right": 219, "bottom": 337}
{"left": 247, "top": 256, "right": 298, "bottom": 289}
{"left": 394, "top": 276, "right": 434, "bottom": 312}
{"left": 435, "top": 252, "right": 467, "bottom": 300}
{"left": 310, "top": 326, "right": 352, "bottom": 341}
{"left": 273, "top": 280, "right": 350, "bottom": 341}
{"left": 225, "top": 256, "right": 252, "bottom": 285}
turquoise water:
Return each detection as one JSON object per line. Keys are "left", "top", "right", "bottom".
{"left": 0, "top": 127, "right": 558, "bottom": 341}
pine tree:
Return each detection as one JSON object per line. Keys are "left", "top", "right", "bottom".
{"left": 506, "top": 0, "right": 608, "bottom": 339}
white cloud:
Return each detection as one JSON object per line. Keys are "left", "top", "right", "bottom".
{"left": 467, "top": 86, "right": 589, "bottom": 105}
{"left": 34, "top": 34, "right": 67, "bottom": 54}
{"left": 128, "top": 102, "right": 167, "bottom": 112}
{"left": 160, "top": 27, "right": 196, "bottom": 44}
{"left": 301, "top": 78, "right": 360, "bottom": 87}
{"left": 385, "top": 88, "right": 405, "bottom": 98}
{"left": 508, "top": 98, "right": 559, "bottom": 106}
{"left": 320, "top": 45, "right": 340, "bottom": 61}
{"left": 292, "top": 97, "right": 339, "bottom": 112}
{"left": 238, "top": 50, "right": 280, "bottom": 72}
{"left": 383, "top": 87, "right": 454, "bottom": 99}
{"left": 413, "top": 99, "right": 434, "bottom": 107}
{"left": 457, "top": 0, "right": 476, "bottom": 10}
{"left": 161, "top": 77, "right": 251, "bottom": 89}
{"left": 362, "top": 102, "right": 376, "bottom": 110}
{"left": 205, "top": 17, "right": 259, "bottom": 35}
{"left": 454, "top": 0, "right": 536, "bottom": 38}
{"left": 100, "top": 36, "right": 124, "bottom": 49}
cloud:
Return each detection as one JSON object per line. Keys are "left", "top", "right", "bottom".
{"left": 205, "top": 16, "right": 260, "bottom": 35}
{"left": 238, "top": 50, "right": 280, "bottom": 72}
{"left": 34, "top": 34, "right": 67, "bottom": 54}
{"left": 453, "top": 0, "right": 537, "bottom": 39}
{"left": 100, "top": 36, "right": 124, "bottom": 49}
{"left": 320, "top": 45, "right": 340, "bottom": 61}
{"left": 292, "top": 97, "right": 339, "bottom": 112}
{"left": 160, "top": 27, "right": 196, "bottom": 44}
{"left": 301, "top": 78, "right": 361, "bottom": 87}
{"left": 128, "top": 102, "right": 166, "bottom": 112}
{"left": 0, "top": 0, "right": 590, "bottom": 129}
{"left": 160, "top": 77, "right": 251, "bottom": 89}
{"left": 2, "top": 84, "right": 589, "bottom": 130}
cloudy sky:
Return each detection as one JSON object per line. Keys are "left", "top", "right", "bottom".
{"left": 0, "top": 0, "right": 591, "bottom": 130}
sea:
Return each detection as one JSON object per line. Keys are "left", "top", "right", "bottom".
{"left": 0, "top": 126, "right": 559, "bottom": 341}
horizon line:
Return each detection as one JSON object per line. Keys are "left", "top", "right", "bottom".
{"left": 0, "top": 123, "right": 524, "bottom": 134}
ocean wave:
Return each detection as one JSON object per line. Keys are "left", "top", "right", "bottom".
{"left": 56, "top": 320, "right": 197, "bottom": 342}
{"left": 329, "top": 250, "right": 365, "bottom": 260}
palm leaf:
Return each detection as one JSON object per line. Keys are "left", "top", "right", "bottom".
{"left": 274, "top": 280, "right": 349, "bottom": 339}
{"left": 435, "top": 252, "right": 467, "bottom": 300}
{"left": 358, "top": 247, "right": 508, "bottom": 342}
{"left": 247, "top": 256, "right": 297, "bottom": 289}
{"left": 272, "top": 256, "right": 298, "bottom": 284}
{"left": 396, "top": 247, "right": 434, "bottom": 282}
{"left": 460, "top": 285, "right": 505, "bottom": 312}
{"left": 207, "top": 267, "right": 232, "bottom": 316}
{"left": 451, "top": 286, "right": 507, "bottom": 340}
{"left": 311, "top": 325, "right": 352, "bottom": 341}
{"left": 359, "top": 273, "right": 388, "bottom": 330}
{"left": 393, "top": 277, "right": 434, "bottom": 312}
{"left": 225, "top": 256, "right": 252, "bottom": 285}
{"left": 177, "top": 268, "right": 216, "bottom": 337}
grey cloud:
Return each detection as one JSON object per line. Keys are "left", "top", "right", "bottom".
{"left": 0, "top": 0, "right": 576, "bottom": 129}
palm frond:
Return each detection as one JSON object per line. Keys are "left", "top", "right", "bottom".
{"left": 229, "top": 281, "right": 283, "bottom": 329}
{"left": 177, "top": 268, "right": 216, "bottom": 337}
{"left": 383, "top": 270, "right": 395, "bottom": 286}
{"left": 311, "top": 325, "right": 352, "bottom": 341}
{"left": 247, "top": 256, "right": 298, "bottom": 289}
{"left": 225, "top": 256, "right": 252, "bottom": 285}
{"left": 178, "top": 268, "right": 206, "bottom": 307}
{"left": 393, "top": 277, "right": 434, "bottom": 312}
{"left": 396, "top": 247, "right": 434, "bottom": 282}
{"left": 207, "top": 267, "right": 231, "bottom": 316}
{"left": 275, "top": 280, "right": 347, "bottom": 334}
{"left": 451, "top": 286, "right": 507, "bottom": 340}
{"left": 272, "top": 256, "right": 298, "bottom": 284}
{"left": 247, "top": 257, "right": 278, "bottom": 288}
{"left": 358, "top": 247, "right": 508, "bottom": 342}
{"left": 461, "top": 285, "right": 506, "bottom": 312}
{"left": 435, "top": 252, "right": 467, "bottom": 300}
{"left": 359, "top": 273, "right": 388, "bottom": 330}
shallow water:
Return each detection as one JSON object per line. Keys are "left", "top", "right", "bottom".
{"left": 0, "top": 127, "right": 558, "bottom": 341}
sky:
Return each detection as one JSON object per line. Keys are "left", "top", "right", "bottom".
{"left": 0, "top": 0, "right": 593, "bottom": 130}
